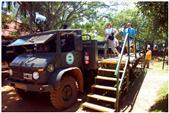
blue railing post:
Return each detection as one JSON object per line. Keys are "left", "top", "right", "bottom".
{"left": 135, "top": 37, "right": 137, "bottom": 58}
{"left": 127, "top": 35, "right": 130, "bottom": 63}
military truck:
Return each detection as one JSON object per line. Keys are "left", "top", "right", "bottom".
{"left": 6, "top": 29, "right": 103, "bottom": 110}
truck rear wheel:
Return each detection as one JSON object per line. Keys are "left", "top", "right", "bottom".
{"left": 50, "top": 76, "right": 78, "bottom": 110}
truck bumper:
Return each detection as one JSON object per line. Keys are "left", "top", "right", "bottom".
{"left": 6, "top": 79, "right": 53, "bottom": 92}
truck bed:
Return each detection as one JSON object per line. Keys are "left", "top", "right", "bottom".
{"left": 99, "top": 53, "right": 144, "bottom": 64}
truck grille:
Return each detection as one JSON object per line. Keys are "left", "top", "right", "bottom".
{"left": 11, "top": 67, "right": 34, "bottom": 81}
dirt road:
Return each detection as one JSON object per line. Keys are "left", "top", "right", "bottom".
{"left": 2, "top": 61, "right": 168, "bottom": 112}
{"left": 120, "top": 61, "right": 168, "bottom": 112}
{"left": 2, "top": 84, "right": 86, "bottom": 112}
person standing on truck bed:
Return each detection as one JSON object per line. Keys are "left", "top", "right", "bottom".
{"left": 122, "top": 22, "right": 136, "bottom": 54}
{"left": 104, "top": 22, "right": 120, "bottom": 58}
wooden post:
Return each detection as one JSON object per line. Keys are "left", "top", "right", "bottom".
{"left": 162, "top": 46, "right": 166, "bottom": 69}
{"left": 135, "top": 37, "right": 137, "bottom": 58}
{"left": 29, "top": 3, "right": 33, "bottom": 33}
{"left": 128, "top": 36, "right": 130, "bottom": 63}
{"left": 126, "top": 67, "right": 129, "bottom": 92}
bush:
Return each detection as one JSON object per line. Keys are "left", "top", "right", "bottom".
{"left": 149, "top": 82, "right": 168, "bottom": 112}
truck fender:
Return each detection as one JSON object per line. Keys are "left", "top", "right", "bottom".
{"left": 49, "top": 67, "right": 84, "bottom": 92}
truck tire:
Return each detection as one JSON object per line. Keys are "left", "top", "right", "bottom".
{"left": 50, "top": 76, "right": 78, "bottom": 110}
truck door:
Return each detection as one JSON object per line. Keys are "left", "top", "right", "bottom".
{"left": 59, "top": 32, "right": 82, "bottom": 68}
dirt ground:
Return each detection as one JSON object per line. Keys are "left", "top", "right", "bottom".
{"left": 120, "top": 61, "right": 168, "bottom": 112}
{"left": 1, "top": 61, "right": 168, "bottom": 112}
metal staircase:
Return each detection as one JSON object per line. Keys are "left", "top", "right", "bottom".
{"left": 81, "top": 59, "right": 128, "bottom": 112}
{"left": 81, "top": 33, "right": 130, "bottom": 112}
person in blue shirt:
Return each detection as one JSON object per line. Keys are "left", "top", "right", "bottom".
{"left": 122, "top": 22, "right": 136, "bottom": 53}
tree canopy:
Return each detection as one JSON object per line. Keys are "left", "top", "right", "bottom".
{"left": 136, "top": 2, "right": 168, "bottom": 43}
{"left": 2, "top": 2, "right": 109, "bottom": 32}
{"left": 1, "top": 1, "right": 168, "bottom": 44}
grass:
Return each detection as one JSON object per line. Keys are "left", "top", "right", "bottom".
{"left": 151, "top": 61, "right": 168, "bottom": 76}
{"left": 157, "top": 82, "right": 168, "bottom": 99}
{"left": 149, "top": 81, "right": 168, "bottom": 112}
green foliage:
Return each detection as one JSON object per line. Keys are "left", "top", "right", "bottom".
{"left": 3, "top": 1, "right": 167, "bottom": 44}
{"left": 2, "top": 14, "right": 15, "bottom": 27}
{"left": 111, "top": 9, "right": 138, "bottom": 27}
{"left": 11, "top": 2, "right": 109, "bottom": 32}
{"left": 149, "top": 82, "right": 168, "bottom": 112}
{"left": 136, "top": 2, "right": 168, "bottom": 43}
{"left": 157, "top": 82, "right": 168, "bottom": 100}
{"left": 11, "top": 31, "right": 18, "bottom": 37}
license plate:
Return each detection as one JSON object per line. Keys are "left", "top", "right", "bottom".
{"left": 23, "top": 73, "right": 32, "bottom": 80}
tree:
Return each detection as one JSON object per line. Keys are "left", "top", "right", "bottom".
{"left": 12, "top": 2, "right": 109, "bottom": 32}
{"left": 136, "top": 2, "right": 168, "bottom": 43}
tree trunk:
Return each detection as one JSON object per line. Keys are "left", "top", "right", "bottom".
{"left": 29, "top": 3, "right": 33, "bottom": 33}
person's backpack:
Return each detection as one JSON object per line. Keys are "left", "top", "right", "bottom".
{"left": 108, "top": 32, "right": 114, "bottom": 40}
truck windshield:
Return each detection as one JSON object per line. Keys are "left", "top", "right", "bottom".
{"left": 18, "top": 40, "right": 56, "bottom": 54}
{"left": 36, "top": 44, "right": 50, "bottom": 53}
{"left": 8, "top": 33, "right": 54, "bottom": 47}
{"left": 8, "top": 33, "right": 56, "bottom": 54}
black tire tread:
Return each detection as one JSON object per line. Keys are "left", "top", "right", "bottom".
{"left": 50, "top": 76, "right": 78, "bottom": 110}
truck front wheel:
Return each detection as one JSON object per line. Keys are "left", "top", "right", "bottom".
{"left": 50, "top": 76, "right": 78, "bottom": 110}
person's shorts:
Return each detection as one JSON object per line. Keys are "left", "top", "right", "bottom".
{"left": 126, "top": 39, "right": 134, "bottom": 47}
{"left": 107, "top": 48, "right": 113, "bottom": 53}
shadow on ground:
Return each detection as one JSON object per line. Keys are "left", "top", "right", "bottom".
{"left": 2, "top": 86, "right": 86, "bottom": 112}
{"left": 1, "top": 72, "right": 87, "bottom": 112}
{"left": 149, "top": 94, "right": 168, "bottom": 112}
{"left": 120, "top": 68, "right": 147, "bottom": 112}
{"left": 2, "top": 67, "right": 147, "bottom": 112}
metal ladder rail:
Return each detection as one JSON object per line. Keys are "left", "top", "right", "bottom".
{"left": 118, "top": 59, "right": 128, "bottom": 90}
{"left": 114, "top": 33, "right": 129, "bottom": 111}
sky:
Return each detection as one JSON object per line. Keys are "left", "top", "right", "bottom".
{"left": 98, "top": 1, "right": 136, "bottom": 17}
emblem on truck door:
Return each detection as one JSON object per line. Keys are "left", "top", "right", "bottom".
{"left": 66, "top": 52, "right": 74, "bottom": 65}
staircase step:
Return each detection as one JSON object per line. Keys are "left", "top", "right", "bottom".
{"left": 6, "top": 50, "right": 14, "bottom": 54}
{"left": 87, "top": 93, "right": 116, "bottom": 103}
{"left": 81, "top": 102, "right": 115, "bottom": 112}
{"left": 98, "top": 68, "right": 123, "bottom": 73}
{"left": 95, "top": 75, "right": 121, "bottom": 81}
{"left": 92, "top": 84, "right": 116, "bottom": 91}
{"left": 98, "top": 60, "right": 125, "bottom": 65}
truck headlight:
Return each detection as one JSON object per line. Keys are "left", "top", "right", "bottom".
{"left": 32, "top": 72, "right": 39, "bottom": 80}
